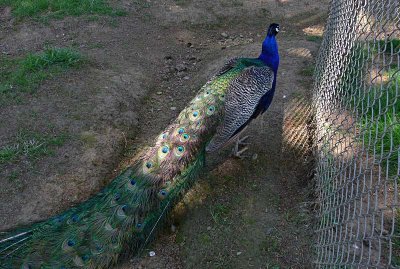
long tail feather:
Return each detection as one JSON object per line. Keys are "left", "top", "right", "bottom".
{"left": 0, "top": 56, "right": 242, "bottom": 268}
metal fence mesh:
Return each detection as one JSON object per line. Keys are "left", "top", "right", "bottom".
{"left": 313, "top": 0, "right": 400, "bottom": 267}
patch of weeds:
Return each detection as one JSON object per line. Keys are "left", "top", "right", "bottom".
{"left": 0, "top": 47, "right": 82, "bottom": 103}
{"left": 86, "top": 14, "right": 100, "bottom": 22}
{"left": 221, "top": 175, "right": 234, "bottom": 183}
{"left": 210, "top": 204, "right": 231, "bottom": 225}
{"left": 70, "top": 113, "right": 83, "bottom": 120}
{"left": 250, "top": 183, "right": 259, "bottom": 191}
{"left": 284, "top": 209, "right": 308, "bottom": 225}
{"left": 0, "top": 0, "right": 127, "bottom": 20}
{"left": 198, "top": 233, "right": 211, "bottom": 245}
{"left": 108, "top": 17, "right": 119, "bottom": 27}
{"left": 243, "top": 216, "right": 256, "bottom": 225}
{"left": 0, "top": 146, "right": 19, "bottom": 164}
{"left": 268, "top": 192, "right": 281, "bottom": 206}
{"left": 299, "top": 65, "right": 315, "bottom": 77}
{"left": 7, "top": 171, "right": 20, "bottom": 182}
{"left": 306, "top": 35, "right": 322, "bottom": 42}
{"left": 260, "top": 234, "right": 281, "bottom": 254}
{"left": 113, "top": 10, "right": 128, "bottom": 16}
{"left": 175, "top": 231, "right": 186, "bottom": 244}
{"left": 5, "top": 170, "right": 23, "bottom": 189}
{"left": 264, "top": 263, "right": 280, "bottom": 269}
{"left": 80, "top": 132, "right": 97, "bottom": 148}
{"left": 0, "top": 130, "right": 69, "bottom": 165}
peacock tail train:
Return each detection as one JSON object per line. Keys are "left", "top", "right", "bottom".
{"left": 0, "top": 58, "right": 270, "bottom": 269}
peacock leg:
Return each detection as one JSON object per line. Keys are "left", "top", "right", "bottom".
{"left": 232, "top": 135, "right": 250, "bottom": 158}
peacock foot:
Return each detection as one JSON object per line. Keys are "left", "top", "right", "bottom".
{"left": 232, "top": 135, "right": 250, "bottom": 158}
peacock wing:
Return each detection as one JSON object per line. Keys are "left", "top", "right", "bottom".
{"left": 206, "top": 65, "right": 274, "bottom": 152}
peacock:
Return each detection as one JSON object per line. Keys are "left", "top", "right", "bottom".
{"left": 0, "top": 23, "right": 279, "bottom": 269}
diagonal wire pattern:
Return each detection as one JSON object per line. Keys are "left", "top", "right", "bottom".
{"left": 312, "top": 0, "right": 400, "bottom": 267}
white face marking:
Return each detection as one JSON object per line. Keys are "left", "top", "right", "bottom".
{"left": 276, "top": 27, "right": 279, "bottom": 32}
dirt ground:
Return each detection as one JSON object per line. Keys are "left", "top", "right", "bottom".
{"left": 0, "top": 0, "right": 330, "bottom": 268}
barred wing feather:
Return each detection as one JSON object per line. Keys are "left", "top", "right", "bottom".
{"left": 206, "top": 66, "right": 274, "bottom": 152}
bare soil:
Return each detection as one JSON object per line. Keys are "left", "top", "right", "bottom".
{"left": 0, "top": 0, "right": 329, "bottom": 268}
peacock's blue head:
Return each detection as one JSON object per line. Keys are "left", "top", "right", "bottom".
{"left": 259, "top": 23, "right": 280, "bottom": 71}
{"left": 267, "top": 23, "right": 280, "bottom": 37}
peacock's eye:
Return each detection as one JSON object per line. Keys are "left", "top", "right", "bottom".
{"left": 180, "top": 133, "right": 190, "bottom": 143}
{"left": 146, "top": 162, "right": 152, "bottom": 168}
{"left": 158, "top": 189, "right": 168, "bottom": 200}
{"left": 82, "top": 254, "right": 90, "bottom": 262}
{"left": 204, "top": 88, "right": 212, "bottom": 97}
{"left": 189, "top": 110, "right": 201, "bottom": 121}
{"left": 207, "top": 105, "right": 216, "bottom": 115}
{"left": 95, "top": 243, "right": 103, "bottom": 252}
{"left": 161, "top": 146, "right": 169, "bottom": 153}
{"left": 71, "top": 214, "right": 79, "bottom": 222}
{"left": 174, "top": 145, "right": 185, "bottom": 157}
{"left": 178, "top": 128, "right": 185, "bottom": 134}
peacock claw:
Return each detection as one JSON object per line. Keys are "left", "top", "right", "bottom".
{"left": 232, "top": 135, "right": 250, "bottom": 158}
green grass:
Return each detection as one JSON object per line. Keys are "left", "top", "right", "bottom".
{"left": 342, "top": 42, "right": 399, "bottom": 177}
{"left": 198, "top": 233, "right": 211, "bottom": 245}
{"left": 0, "top": 130, "right": 68, "bottom": 165}
{"left": 7, "top": 171, "right": 20, "bottom": 182}
{"left": 0, "top": 0, "right": 127, "bottom": 19}
{"left": 260, "top": 235, "right": 281, "bottom": 253}
{"left": 373, "top": 39, "right": 400, "bottom": 54}
{"left": 306, "top": 35, "right": 322, "bottom": 42}
{"left": 0, "top": 47, "right": 82, "bottom": 102}
{"left": 340, "top": 43, "right": 399, "bottom": 265}
{"left": 80, "top": 132, "right": 97, "bottom": 148}
{"left": 210, "top": 204, "right": 231, "bottom": 225}
{"left": 299, "top": 65, "right": 315, "bottom": 77}
{"left": 360, "top": 69, "right": 400, "bottom": 176}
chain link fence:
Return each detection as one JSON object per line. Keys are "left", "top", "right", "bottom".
{"left": 312, "top": 0, "right": 400, "bottom": 267}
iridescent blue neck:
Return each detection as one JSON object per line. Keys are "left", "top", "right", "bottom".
{"left": 258, "top": 34, "right": 279, "bottom": 73}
